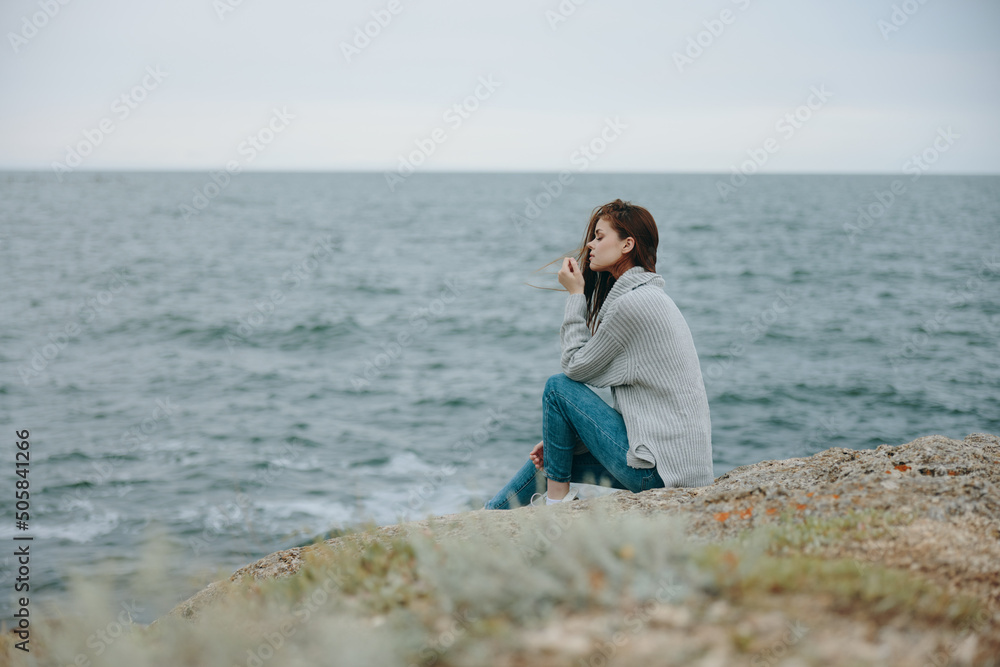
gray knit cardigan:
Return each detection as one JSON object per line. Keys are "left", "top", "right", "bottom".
{"left": 560, "top": 265, "right": 714, "bottom": 488}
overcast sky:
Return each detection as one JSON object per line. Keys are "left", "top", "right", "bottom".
{"left": 1, "top": 0, "right": 998, "bottom": 173}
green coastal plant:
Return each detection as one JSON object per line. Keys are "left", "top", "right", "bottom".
{"left": 3, "top": 505, "right": 990, "bottom": 666}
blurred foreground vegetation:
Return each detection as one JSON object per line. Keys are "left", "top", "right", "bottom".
{"left": 2, "top": 505, "right": 995, "bottom": 667}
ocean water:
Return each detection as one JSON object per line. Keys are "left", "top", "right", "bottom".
{"left": 1, "top": 171, "right": 998, "bottom": 622}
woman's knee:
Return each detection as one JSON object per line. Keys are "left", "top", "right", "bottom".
{"left": 544, "top": 372, "right": 577, "bottom": 398}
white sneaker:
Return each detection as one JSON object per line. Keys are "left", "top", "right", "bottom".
{"left": 530, "top": 489, "right": 579, "bottom": 507}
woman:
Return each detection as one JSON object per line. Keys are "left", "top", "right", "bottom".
{"left": 484, "top": 199, "right": 713, "bottom": 509}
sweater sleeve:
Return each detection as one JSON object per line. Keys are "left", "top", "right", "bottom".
{"left": 560, "top": 293, "right": 632, "bottom": 387}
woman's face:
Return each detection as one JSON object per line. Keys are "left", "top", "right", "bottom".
{"left": 586, "top": 217, "right": 632, "bottom": 273}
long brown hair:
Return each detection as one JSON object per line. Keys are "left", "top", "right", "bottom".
{"left": 528, "top": 199, "right": 659, "bottom": 334}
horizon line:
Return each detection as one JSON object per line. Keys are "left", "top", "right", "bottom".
{"left": 1, "top": 168, "right": 998, "bottom": 177}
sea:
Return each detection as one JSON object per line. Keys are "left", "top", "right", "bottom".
{"left": 1, "top": 171, "right": 998, "bottom": 623}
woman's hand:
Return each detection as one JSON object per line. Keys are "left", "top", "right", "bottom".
{"left": 558, "top": 257, "right": 585, "bottom": 295}
{"left": 529, "top": 440, "right": 544, "bottom": 470}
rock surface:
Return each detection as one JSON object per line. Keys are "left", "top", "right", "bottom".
{"left": 165, "top": 432, "right": 1000, "bottom": 666}
{"left": 172, "top": 433, "right": 999, "bottom": 613}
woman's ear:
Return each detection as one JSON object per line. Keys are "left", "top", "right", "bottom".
{"left": 623, "top": 237, "right": 635, "bottom": 253}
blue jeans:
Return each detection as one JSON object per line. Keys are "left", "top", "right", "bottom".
{"left": 484, "top": 373, "right": 664, "bottom": 509}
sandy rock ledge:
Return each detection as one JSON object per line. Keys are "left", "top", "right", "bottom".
{"left": 165, "top": 432, "right": 1000, "bottom": 666}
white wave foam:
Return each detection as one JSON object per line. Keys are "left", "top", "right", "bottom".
{"left": 0, "top": 511, "right": 122, "bottom": 543}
